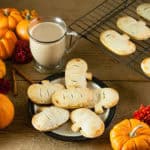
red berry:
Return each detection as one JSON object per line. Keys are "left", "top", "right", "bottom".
{"left": 0, "top": 79, "right": 10, "bottom": 94}
{"left": 12, "top": 40, "right": 33, "bottom": 64}
{"left": 133, "top": 104, "right": 150, "bottom": 125}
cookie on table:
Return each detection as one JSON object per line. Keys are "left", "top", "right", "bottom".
{"left": 136, "top": 3, "right": 150, "bottom": 21}
{"left": 117, "top": 16, "right": 150, "bottom": 40}
{"left": 141, "top": 57, "right": 150, "bottom": 77}
{"left": 70, "top": 108, "right": 105, "bottom": 138}
{"left": 100, "top": 30, "right": 136, "bottom": 56}
{"left": 65, "top": 58, "right": 92, "bottom": 89}
{"left": 32, "top": 106, "right": 69, "bottom": 131}
{"left": 27, "top": 80, "right": 64, "bottom": 104}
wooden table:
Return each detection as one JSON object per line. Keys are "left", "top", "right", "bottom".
{"left": 0, "top": 0, "right": 149, "bottom": 150}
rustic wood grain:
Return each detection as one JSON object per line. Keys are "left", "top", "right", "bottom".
{"left": 0, "top": 0, "right": 150, "bottom": 150}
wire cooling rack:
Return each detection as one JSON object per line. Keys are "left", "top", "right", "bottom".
{"left": 69, "top": 0, "right": 150, "bottom": 79}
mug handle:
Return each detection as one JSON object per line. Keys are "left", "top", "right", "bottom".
{"left": 65, "top": 30, "right": 79, "bottom": 54}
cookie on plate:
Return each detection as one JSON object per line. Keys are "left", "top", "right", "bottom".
{"left": 52, "top": 87, "right": 119, "bottom": 113}
{"left": 70, "top": 108, "right": 105, "bottom": 138}
{"left": 32, "top": 106, "right": 69, "bottom": 131}
{"left": 94, "top": 88, "right": 119, "bottom": 114}
{"left": 65, "top": 58, "right": 92, "bottom": 89}
{"left": 117, "top": 16, "right": 150, "bottom": 40}
{"left": 35, "top": 105, "right": 51, "bottom": 113}
{"left": 100, "top": 30, "right": 136, "bottom": 56}
{"left": 141, "top": 57, "right": 150, "bottom": 77}
{"left": 52, "top": 88, "right": 94, "bottom": 109}
{"left": 27, "top": 80, "right": 64, "bottom": 104}
{"left": 136, "top": 3, "right": 150, "bottom": 21}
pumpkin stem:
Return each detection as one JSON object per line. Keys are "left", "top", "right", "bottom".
{"left": 4, "top": 8, "right": 9, "bottom": 16}
{"left": 25, "top": 13, "right": 31, "bottom": 20}
{"left": 129, "top": 125, "right": 143, "bottom": 138}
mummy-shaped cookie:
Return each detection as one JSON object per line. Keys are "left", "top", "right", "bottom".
{"left": 141, "top": 57, "right": 150, "bottom": 77}
{"left": 100, "top": 30, "right": 136, "bottom": 56}
{"left": 27, "top": 80, "right": 64, "bottom": 104}
{"left": 117, "top": 16, "right": 150, "bottom": 40}
{"left": 52, "top": 88, "right": 94, "bottom": 109}
{"left": 71, "top": 108, "right": 105, "bottom": 138}
{"left": 65, "top": 58, "right": 92, "bottom": 88}
{"left": 94, "top": 88, "right": 119, "bottom": 114}
{"left": 32, "top": 106, "right": 69, "bottom": 131}
{"left": 52, "top": 87, "right": 119, "bottom": 113}
{"left": 136, "top": 3, "right": 150, "bottom": 21}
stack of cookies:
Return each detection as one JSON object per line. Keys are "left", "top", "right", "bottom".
{"left": 27, "top": 58, "right": 119, "bottom": 138}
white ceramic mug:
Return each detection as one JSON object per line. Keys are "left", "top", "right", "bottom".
{"left": 28, "top": 17, "right": 78, "bottom": 73}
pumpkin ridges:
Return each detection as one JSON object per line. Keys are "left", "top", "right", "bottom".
{"left": 0, "top": 8, "right": 19, "bottom": 16}
{"left": 0, "top": 28, "right": 17, "bottom": 59}
{"left": 0, "top": 42, "right": 7, "bottom": 59}
{"left": 0, "top": 102, "right": 14, "bottom": 127}
{"left": 1, "top": 38, "right": 14, "bottom": 57}
{"left": 122, "top": 139, "right": 137, "bottom": 150}
{"left": 111, "top": 119, "right": 131, "bottom": 136}
{"left": 130, "top": 119, "right": 150, "bottom": 137}
{"left": 110, "top": 135, "right": 129, "bottom": 150}
{"left": 8, "top": 15, "right": 17, "bottom": 30}
{"left": 110, "top": 119, "right": 150, "bottom": 150}
{"left": 137, "top": 135, "right": 150, "bottom": 146}
{"left": 16, "top": 20, "right": 29, "bottom": 40}
{"left": 130, "top": 119, "right": 149, "bottom": 129}
{"left": 0, "top": 16, "right": 8, "bottom": 29}
{"left": 0, "top": 94, "right": 14, "bottom": 129}
{"left": 10, "top": 11, "right": 22, "bottom": 22}
{"left": 115, "top": 119, "right": 132, "bottom": 129}
{"left": 0, "top": 28, "right": 8, "bottom": 37}
{"left": 1, "top": 38, "right": 10, "bottom": 57}
{"left": 10, "top": 10, "right": 19, "bottom": 15}
{"left": 7, "top": 8, "right": 22, "bottom": 22}
{"left": 7, "top": 38, "right": 15, "bottom": 56}
{"left": 16, "top": 9, "right": 38, "bottom": 40}
{"left": 110, "top": 127, "right": 131, "bottom": 137}
{"left": 134, "top": 137, "right": 150, "bottom": 150}
{"left": 0, "top": 8, "right": 22, "bottom": 30}
{"left": 0, "top": 70, "right": 3, "bottom": 78}
{"left": 5, "top": 30, "right": 17, "bottom": 44}
{"left": 0, "top": 59, "right": 6, "bottom": 78}
{"left": 137, "top": 128, "right": 150, "bottom": 136}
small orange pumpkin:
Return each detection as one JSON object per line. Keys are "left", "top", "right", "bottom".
{"left": 0, "top": 28, "right": 17, "bottom": 59}
{"left": 16, "top": 9, "right": 38, "bottom": 40}
{"left": 0, "top": 94, "right": 15, "bottom": 129}
{"left": 110, "top": 119, "right": 150, "bottom": 150}
{"left": 0, "top": 59, "right": 6, "bottom": 79}
{"left": 0, "top": 8, "right": 22, "bottom": 30}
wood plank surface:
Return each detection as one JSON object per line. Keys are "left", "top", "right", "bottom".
{"left": 0, "top": 0, "right": 149, "bottom": 150}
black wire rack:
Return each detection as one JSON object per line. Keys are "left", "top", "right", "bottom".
{"left": 69, "top": 0, "right": 150, "bottom": 79}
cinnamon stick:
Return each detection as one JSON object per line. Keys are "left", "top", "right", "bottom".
{"left": 11, "top": 69, "right": 18, "bottom": 96}
{"left": 13, "top": 65, "right": 34, "bottom": 84}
